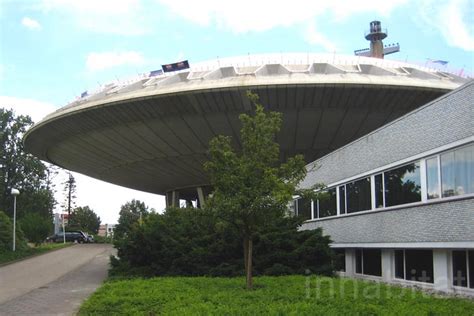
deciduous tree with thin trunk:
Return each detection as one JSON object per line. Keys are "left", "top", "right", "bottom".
{"left": 204, "top": 92, "right": 313, "bottom": 289}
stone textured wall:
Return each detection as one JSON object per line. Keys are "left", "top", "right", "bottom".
{"left": 300, "top": 81, "right": 474, "bottom": 244}
{"left": 302, "top": 198, "right": 474, "bottom": 243}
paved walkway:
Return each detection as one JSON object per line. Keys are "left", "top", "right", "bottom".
{"left": 0, "top": 244, "right": 114, "bottom": 315}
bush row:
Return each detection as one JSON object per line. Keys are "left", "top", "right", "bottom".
{"left": 112, "top": 207, "right": 337, "bottom": 277}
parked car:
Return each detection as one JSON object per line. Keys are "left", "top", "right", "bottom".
{"left": 84, "top": 233, "right": 95, "bottom": 243}
{"left": 45, "top": 231, "right": 88, "bottom": 243}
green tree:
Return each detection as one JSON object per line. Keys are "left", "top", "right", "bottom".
{"left": 19, "top": 212, "right": 52, "bottom": 245}
{"left": 114, "top": 199, "right": 150, "bottom": 239}
{"left": 204, "top": 92, "right": 313, "bottom": 289}
{"left": 68, "top": 206, "right": 101, "bottom": 234}
{"left": 0, "top": 108, "right": 56, "bottom": 219}
{"left": 62, "top": 173, "right": 77, "bottom": 216}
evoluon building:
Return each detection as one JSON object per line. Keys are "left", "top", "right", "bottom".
{"left": 24, "top": 52, "right": 471, "bottom": 294}
{"left": 295, "top": 81, "right": 473, "bottom": 295}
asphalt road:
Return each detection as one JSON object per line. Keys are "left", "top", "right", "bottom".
{"left": 0, "top": 243, "right": 114, "bottom": 315}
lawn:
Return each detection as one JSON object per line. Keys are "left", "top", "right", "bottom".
{"left": 0, "top": 242, "right": 72, "bottom": 265}
{"left": 79, "top": 275, "right": 474, "bottom": 315}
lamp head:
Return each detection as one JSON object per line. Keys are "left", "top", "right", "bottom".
{"left": 11, "top": 188, "right": 20, "bottom": 196}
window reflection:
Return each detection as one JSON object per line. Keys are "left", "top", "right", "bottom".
{"left": 297, "top": 198, "right": 312, "bottom": 221}
{"left": 384, "top": 162, "right": 421, "bottom": 207}
{"left": 441, "top": 144, "right": 474, "bottom": 197}
{"left": 374, "top": 174, "right": 384, "bottom": 208}
{"left": 426, "top": 157, "right": 440, "bottom": 199}
{"left": 319, "top": 188, "right": 337, "bottom": 218}
{"left": 346, "top": 177, "right": 371, "bottom": 213}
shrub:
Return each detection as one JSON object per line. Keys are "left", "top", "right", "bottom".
{"left": 0, "top": 210, "right": 27, "bottom": 252}
{"left": 112, "top": 207, "right": 335, "bottom": 277}
{"left": 19, "top": 212, "right": 52, "bottom": 245}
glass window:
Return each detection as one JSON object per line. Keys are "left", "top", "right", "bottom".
{"left": 346, "top": 177, "right": 371, "bottom": 213}
{"left": 333, "top": 249, "right": 345, "bottom": 272}
{"left": 426, "top": 157, "right": 440, "bottom": 199}
{"left": 441, "top": 151, "right": 455, "bottom": 197}
{"left": 394, "top": 250, "right": 404, "bottom": 279}
{"left": 289, "top": 200, "right": 296, "bottom": 216}
{"left": 355, "top": 249, "right": 362, "bottom": 274}
{"left": 405, "top": 249, "right": 433, "bottom": 283}
{"left": 374, "top": 174, "right": 384, "bottom": 208}
{"left": 384, "top": 162, "right": 421, "bottom": 207}
{"left": 363, "top": 249, "right": 382, "bottom": 277}
{"left": 297, "top": 198, "right": 312, "bottom": 221}
{"left": 441, "top": 144, "right": 474, "bottom": 197}
{"left": 469, "top": 250, "right": 474, "bottom": 289}
{"left": 319, "top": 188, "right": 337, "bottom": 218}
{"left": 452, "top": 250, "right": 467, "bottom": 287}
{"left": 339, "top": 186, "right": 346, "bottom": 214}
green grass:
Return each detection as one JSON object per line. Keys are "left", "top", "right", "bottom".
{"left": 0, "top": 242, "right": 72, "bottom": 265}
{"left": 79, "top": 275, "right": 474, "bottom": 315}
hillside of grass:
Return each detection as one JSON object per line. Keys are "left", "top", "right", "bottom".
{"left": 79, "top": 275, "right": 474, "bottom": 315}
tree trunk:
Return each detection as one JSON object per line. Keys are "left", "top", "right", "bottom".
{"left": 243, "top": 236, "right": 248, "bottom": 273}
{"left": 246, "top": 238, "right": 253, "bottom": 289}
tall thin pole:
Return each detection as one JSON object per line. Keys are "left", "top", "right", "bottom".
{"left": 12, "top": 195, "right": 16, "bottom": 251}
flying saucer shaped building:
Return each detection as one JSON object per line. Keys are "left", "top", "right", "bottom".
{"left": 24, "top": 53, "right": 468, "bottom": 206}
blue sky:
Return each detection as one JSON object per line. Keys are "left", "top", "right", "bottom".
{"left": 1, "top": 0, "right": 473, "bottom": 223}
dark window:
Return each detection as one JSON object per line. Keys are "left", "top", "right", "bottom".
{"left": 355, "top": 249, "right": 362, "bottom": 274}
{"left": 426, "top": 157, "right": 440, "bottom": 199}
{"left": 441, "top": 144, "right": 474, "bottom": 197}
{"left": 394, "top": 250, "right": 404, "bottom": 279}
{"left": 297, "top": 198, "right": 312, "bottom": 221}
{"left": 334, "top": 249, "right": 345, "bottom": 272}
{"left": 405, "top": 249, "right": 433, "bottom": 283}
{"left": 346, "top": 177, "right": 371, "bottom": 213}
{"left": 339, "top": 186, "right": 346, "bottom": 214}
{"left": 384, "top": 162, "right": 421, "bottom": 207}
{"left": 319, "top": 188, "right": 337, "bottom": 218}
{"left": 469, "top": 251, "right": 474, "bottom": 289}
{"left": 363, "top": 249, "right": 382, "bottom": 277}
{"left": 375, "top": 174, "right": 384, "bottom": 208}
{"left": 452, "top": 250, "right": 467, "bottom": 287}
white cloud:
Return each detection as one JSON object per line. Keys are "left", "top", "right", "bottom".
{"left": 0, "top": 96, "right": 57, "bottom": 123}
{"left": 21, "top": 17, "right": 41, "bottom": 30}
{"left": 304, "top": 21, "right": 337, "bottom": 52}
{"left": 39, "top": 0, "right": 148, "bottom": 35}
{"left": 157, "top": 0, "right": 409, "bottom": 33}
{"left": 418, "top": 0, "right": 474, "bottom": 52}
{"left": 86, "top": 51, "right": 146, "bottom": 71}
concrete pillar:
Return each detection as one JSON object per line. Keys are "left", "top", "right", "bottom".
{"left": 433, "top": 249, "right": 450, "bottom": 292}
{"left": 165, "top": 192, "right": 172, "bottom": 208}
{"left": 345, "top": 249, "right": 355, "bottom": 277}
{"left": 171, "top": 190, "right": 179, "bottom": 208}
{"left": 381, "top": 249, "right": 393, "bottom": 282}
{"left": 197, "top": 187, "right": 205, "bottom": 208}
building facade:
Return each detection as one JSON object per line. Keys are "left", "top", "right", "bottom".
{"left": 295, "top": 81, "right": 473, "bottom": 295}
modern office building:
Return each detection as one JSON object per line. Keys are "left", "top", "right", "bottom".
{"left": 295, "top": 81, "right": 473, "bottom": 295}
{"left": 23, "top": 53, "right": 467, "bottom": 207}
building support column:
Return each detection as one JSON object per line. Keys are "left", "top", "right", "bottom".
{"left": 197, "top": 187, "right": 205, "bottom": 208}
{"left": 381, "top": 249, "right": 393, "bottom": 283}
{"left": 433, "top": 249, "right": 450, "bottom": 292}
{"left": 171, "top": 190, "right": 179, "bottom": 208}
{"left": 345, "top": 249, "right": 355, "bottom": 277}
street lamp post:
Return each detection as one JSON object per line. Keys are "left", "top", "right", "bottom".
{"left": 11, "top": 188, "right": 20, "bottom": 252}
